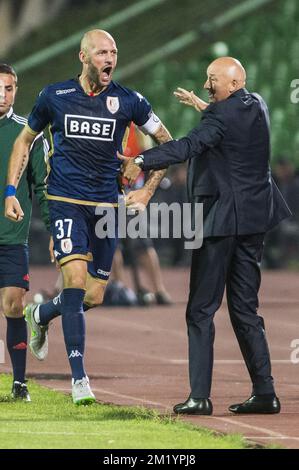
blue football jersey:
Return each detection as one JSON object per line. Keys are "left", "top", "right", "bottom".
{"left": 27, "top": 79, "right": 158, "bottom": 204}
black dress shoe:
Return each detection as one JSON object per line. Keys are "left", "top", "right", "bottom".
{"left": 229, "top": 395, "right": 280, "bottom": 414}
{"left": 173, "top": 397, "right": 213, "bottom": 415}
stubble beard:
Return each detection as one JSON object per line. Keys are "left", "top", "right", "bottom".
{"left": 86, "top": 61, "right": 102, "bottom": 91}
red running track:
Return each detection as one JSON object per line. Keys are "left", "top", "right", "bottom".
{"left": 1, "top": 267, "right": 299, "bottom": 448}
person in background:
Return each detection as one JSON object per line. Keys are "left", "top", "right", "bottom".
{"left": 0, "top": 63, "right": 50, "bottom": 401}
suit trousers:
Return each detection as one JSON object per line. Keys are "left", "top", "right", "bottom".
{"left": 186, "top": 233, "right": 275, "bottom": 398}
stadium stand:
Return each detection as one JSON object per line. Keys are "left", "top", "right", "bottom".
{"left": 1, "top": 0, "right": 298, "bottom": 266}
{"left": 1, "top": 0, "right": 297, "bottom": 162}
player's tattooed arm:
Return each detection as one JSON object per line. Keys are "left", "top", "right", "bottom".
{"left": 151, "top": 122, "right": 172, "bottom": 145}
{"left": 144, "top": 123, "right": 172, "bottom": 196}
{"left": 5, "top": 127, "right": 36, "bottom": 222}
{"left": 7, "top": 127, "right": 35, "bottom": 186}
{"left": 16, "top": 154, "right": 28, "bottom": 184}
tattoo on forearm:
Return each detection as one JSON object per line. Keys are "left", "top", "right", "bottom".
{"left": 16, "top": 154, "right": 27, "bottom": 183}
{"left": 152, "top": 124, "right": 172, "bottom": 145}
{"left": 144, "top": 123, "right": 172, "bottom": 195}
{"left": 144, "top": 169, "right": 167, "bottom": 195}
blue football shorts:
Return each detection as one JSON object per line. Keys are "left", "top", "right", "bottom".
{"left": 0, "top": 244, "right": 29, "bottom": 290}
{"left": 49, "top": 200, "right": 118, "bottom": 284}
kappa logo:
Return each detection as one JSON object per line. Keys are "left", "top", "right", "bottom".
{"left": 135, "top": 91, "right": 144, "bottom": 102}
{"left": 56, "top": 88, "right": 76, "bottom": 95}
{"left": 69, "top": 350, "right": 83, "bottom": 358}
{"left": 61, "top": 238, "right": 73, "bottom": 254}
{"left": 96, "top": 268, "right": 111, "bottom": 277}
{"left": 106, "top": 96, "right": 119, "bottom": 114}
{"left": 53, "top": 294, "right": 62, "bottom": 305}
{"left": 65, "top": 114, "right": 116, "bottom": 141}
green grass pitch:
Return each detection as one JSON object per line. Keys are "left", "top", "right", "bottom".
{"left": 0, "top": 374, "right": 248, "bottom": 449}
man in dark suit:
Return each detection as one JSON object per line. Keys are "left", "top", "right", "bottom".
{"left": 118, "top": 57, "right": 291, "bottom": 415}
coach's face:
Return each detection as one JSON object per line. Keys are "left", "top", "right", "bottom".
{"left": 0, "top": 73, "right": 17, "bottom": 117}
{"left": 81, "top": 33, "right": 118, "bottom": 88}
{"left": 204, "top": 65, "right": 233, "bottom": 103}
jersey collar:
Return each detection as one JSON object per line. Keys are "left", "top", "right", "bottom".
{"left": 0, "top": 106, "right": 13, "bottom": 127}
{"left": 6, "top": 107, "right": 13, "bottom": 118}
{"left": 75, "top": 77, "right": 113, "bottom": 97}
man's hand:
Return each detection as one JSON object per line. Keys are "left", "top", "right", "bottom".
{"left": 173, "top": 87, "right": 208, "bottom": 112}
{"left": 49, "top": 236, "right": 55, "bottom": 263}
{"left": 126, "top": 188, "right": 153, "bottom": 212}
{"left": 49, "top": 236, "right": 61, "bottom": 268}
{"left": 5, "top": 196, "right": 24, "bottom": 222}
{"left": 117, "top": 151, "right": 142, "bottom": 185}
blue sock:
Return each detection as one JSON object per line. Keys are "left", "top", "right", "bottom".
{"left": 38, "top": 293, "right": 91, "bottom": 326}
{"left": 61, "top": 288, "right": 86, "bottom": 381}
{"left": 39, "top": 293, "right": 63, "bottom": 325}
{"left": 6, "top": 317, "right": 27, "bottom": 383}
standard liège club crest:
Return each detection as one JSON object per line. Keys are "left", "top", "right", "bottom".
{"left": 61, "top": 238, "right": 73, "bottom": 254}
{"left": 106, "top": 96, "right": 119, "bottom": 114}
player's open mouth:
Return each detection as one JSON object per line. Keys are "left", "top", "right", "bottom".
{"left": 102, "top": 67, "right": 112, "bottom": 80}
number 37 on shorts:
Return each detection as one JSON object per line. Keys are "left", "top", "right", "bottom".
{"left": 49, "top": 200, "right": 118, "bottom": 279}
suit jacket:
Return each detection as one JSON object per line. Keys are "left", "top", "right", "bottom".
{"left": 142, "top": 88, "right": 291, "bottom": 237}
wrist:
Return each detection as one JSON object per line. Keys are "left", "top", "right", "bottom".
{"left": 5, "top": 185, "right": 16, "bottom": 198}
{"left": 134, "top": 154, "right": 144, "bottom": 169}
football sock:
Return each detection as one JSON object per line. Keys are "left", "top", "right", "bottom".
{"left": 37, "top": 293, "right": 92, "bottom": 326}
{"left": 61, "top": 288, "right": 86, "bottom": 380}
{"left": 38, "top": 293, "right": 63, "bottom": 325}
{"left": 6, "top": 316, "right": 27, "bottom": 383}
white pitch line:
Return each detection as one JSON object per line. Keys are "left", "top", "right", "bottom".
{"left": 93, "top": 387, "right": 167, "bottom": 408}
{"left": 2, "top": 430, "right": 297, "bottom": 442}
{"left": 0, "top": 429, "right": 110, "bottom": 436}
{"left": 29, "top": 385, "right": 299, "bottom": 446}
{"left": 209, "top": 415, "right": 297, "bottom": 441}
{"left": 92, "top": 344, "right": 294, "bottom": 366}
{"left": 53, "top": 387, "right": 299, "bottom": 444}
{"left": 169, "top": 359, "right": 293, "bottom": 364}
{"left": 90, "top": 388, "right": 299, "bottom": 443}
{"left": 54, "top": 387, "right": 166, "bottom": 408}
{"left": 244, "top": 436, "right": 299, "bottom": 441}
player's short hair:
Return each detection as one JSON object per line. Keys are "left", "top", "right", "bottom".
{"left": 0, "top": 63, "right": 18, "bottom": 84}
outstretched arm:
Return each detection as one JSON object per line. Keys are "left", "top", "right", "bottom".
{"left": 5, "top": 127, "right": 36, "bottom": 221}
{"left": 119, "top": 108, "right": 226, "bottom": 177}
{"left": 141, "top": 108, "right": 226, "bottom": 171}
